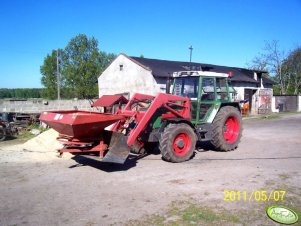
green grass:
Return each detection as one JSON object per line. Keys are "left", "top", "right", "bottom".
{"left": 126, "top": 174, "right": 301, "bottom": 226}
{"left": 125, "top": 196, "right": 301, "bottom": 226}
{"left": 126, "top": 201, "right": 242, "bottom": 226}
{"left": 261, "top": 175, "right": 301, "bottom": 225}
{"left": 16, "top": 124, "right": 48, "bottom": 139}
{"left": 278, "top": 173, "right": 291, "bottom": 181}
{"left": 245, "top": 111, "right": 301, "bottom": 121}
{"left": 180, "top": 204, "right": 240, "bottom": 224}
{"left": 16, "top": 131, "right": 36, "bottom": 139}
{"left": 126, "top": 214, "right": 165, "bottom": 226}
{"left": 263, "top": 111, "right": 301, "bottom": 120}
{"left": 259, "top": 114, "right": 281, "bottom": 120}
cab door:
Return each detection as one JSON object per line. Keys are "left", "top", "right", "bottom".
{"left": 198, "top": 77, "right": 217, "bottom": 123}
{"left": 173, "top": 76, "right": 199, "bottom": 124}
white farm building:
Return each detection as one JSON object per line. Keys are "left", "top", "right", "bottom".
{"left": 98, "top": 53, "right": 275, "bottom": 115}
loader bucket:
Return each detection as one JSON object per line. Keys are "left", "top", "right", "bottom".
{"left": 103, "top": 132, "right": 130, "bottom": 164}
{"left": 40, "top": 110, "right": 131, "bottom": 164}
{"left": 39, "top": 110, "right": 123, "bottom": 138}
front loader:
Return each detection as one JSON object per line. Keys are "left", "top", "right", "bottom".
{"left": 40, "top": 71, "right": 242, "bottom": 164}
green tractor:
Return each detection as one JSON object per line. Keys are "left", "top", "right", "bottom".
{"left": 40, "top": 71, "right": 242, "bottom": 164}
{"left": 158, "top": 71, "right": 242, "bottom": 162}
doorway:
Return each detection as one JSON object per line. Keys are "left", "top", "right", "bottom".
{"left": 244, "top": 88, "right": 256, "bottom": 113}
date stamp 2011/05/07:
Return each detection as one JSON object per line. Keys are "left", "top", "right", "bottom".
{"left": 224, "top": 190, "right": 286, "bottom": 202}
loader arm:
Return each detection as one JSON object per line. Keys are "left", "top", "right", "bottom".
{"left": 124, "top": 93, "right": 191, "bottom": 147}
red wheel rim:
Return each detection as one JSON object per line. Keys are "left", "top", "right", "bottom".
{"left": 173, "top": 133, "right": 191, "bottom": 156}
{"left": 223, "top": 116, "right": 240, "bottom": 144}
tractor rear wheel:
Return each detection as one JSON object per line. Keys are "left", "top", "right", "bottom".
{"left": 211, "top": 106, "right": 242, "bottom": 151}
{"left": 159, "top": 123, "right": 196, "bottom": 162}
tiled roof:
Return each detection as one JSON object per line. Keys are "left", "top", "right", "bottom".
{"left": 130, "top": 56, "right": 273, "bottom": 85}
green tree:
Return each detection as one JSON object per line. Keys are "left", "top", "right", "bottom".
{"left": 40, "top": 34, "right": 116, "bottom": 99}
{"left": 249, "top": 44, "right": 301, "bottom": 95}
{"left": 247, "top": 40, "right": 286, "bottom": 94}
{"left": 63, "top": 34, "right": 102, "bottom": 98}
{"left": 281, "top": 47, "right": 301, "bottom": 95}
{"left": 99, "top": 51, "right": 116, "bottom": 70}
{"left": 0, "top": 88, "right": 43, "bottom": 99}
{"left": 40, "top": 49, "right": 63, "bottom": 99}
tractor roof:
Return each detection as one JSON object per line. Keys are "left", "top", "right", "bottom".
{"left": 172, "top": 71, "right": 229, "bottom": 78}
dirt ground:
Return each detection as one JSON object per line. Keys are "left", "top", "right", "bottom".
{"left": 1, "top": 114, "right": 301, "bottom": 226}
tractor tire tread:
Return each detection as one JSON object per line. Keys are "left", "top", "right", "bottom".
{"left": 211, "top": 106, "right": 242, "bottom": 151}
{"left": 159, "top": 123, "right": 196, "bottom": 163}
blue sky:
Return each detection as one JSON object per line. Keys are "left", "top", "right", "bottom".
{"left": 0, "top": 0, "right": 300, "bottom": 88}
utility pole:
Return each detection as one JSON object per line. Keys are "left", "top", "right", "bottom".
{"left": 189, "top": 45, "right": 193, "bottom": 70}
{"left": 56, "top": 49, "right": 61, "bottom": 100}
{"left": 279, "top": 61, "right": 284, "bottom": 95}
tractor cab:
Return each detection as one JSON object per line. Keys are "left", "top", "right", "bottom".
{"left": 172, "top": 71, "right": 237, "bottom": 124}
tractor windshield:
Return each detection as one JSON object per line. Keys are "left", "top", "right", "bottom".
{"left": 173, "top": 77, "right": 199, "bottom": 98}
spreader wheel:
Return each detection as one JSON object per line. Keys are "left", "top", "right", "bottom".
{"left": 0, "top": 126, "right": 6, "bottom": 141}
{"left": 211, "top": 106, "right": 242, "bottom": 151}
{"left": 159, "top": 123, "right": 196, "bottom": 162}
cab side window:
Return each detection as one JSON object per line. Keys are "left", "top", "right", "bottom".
{"left": 201, "top": 78, "right": 215, "bottom": 101}
{"left": 216, "top": 77, "right": 228, "bottom": 100}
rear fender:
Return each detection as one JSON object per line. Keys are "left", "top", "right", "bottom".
{"left": 164, "top": 118, "right": 195, "bottom": 129}
{"left": 205, "top": 104, "right": 221, "bottom": 123}
{"left": 221, "top": 102, "right": 241, "bottom": 112}
{"left": 206, "top": 103, "right": 241, "bottom": 123}
{"left": 147, "top": 119, "right": 196, "bottom": 142}
{"left": 164, "top": 119, "right": 199, "bottom": 139}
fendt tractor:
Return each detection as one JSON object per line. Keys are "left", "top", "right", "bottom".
{"left": 40, "top": 71, "right": 242, "bottom": 164}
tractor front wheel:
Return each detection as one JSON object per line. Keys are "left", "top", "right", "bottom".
{"left": 211, "top": 106, "right": 242, "bottom": 151}
{"left": 159, "top": 123, "right": 196, "bottom": 163}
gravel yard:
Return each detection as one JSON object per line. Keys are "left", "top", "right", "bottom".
{"left": 1, "top": 114, "right": 300, "bottom": 226}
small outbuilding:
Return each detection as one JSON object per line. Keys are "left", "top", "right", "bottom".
{"left": 98, "top": 53, "right": 275, "bottom": 115}
{"left": 93, "top": 94, "right": 128, "bottom": 113}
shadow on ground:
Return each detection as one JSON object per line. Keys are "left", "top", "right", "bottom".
{"left": 69, "top": 153, "right": 150, "bottom": 172}
{"left": 196, "top": 140, "right": 219, "bottom": 152}
{"left": 68, "top": 141, "right": 231, "bottom": 172}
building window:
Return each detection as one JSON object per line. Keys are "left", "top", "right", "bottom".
{"left": 119, "top": 64, "right": 123, "bottom": 71}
